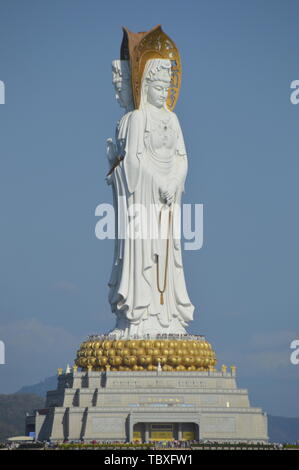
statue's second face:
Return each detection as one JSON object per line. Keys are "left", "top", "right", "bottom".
{"left": 114, "top": 80, "right": 133, "bottom": 110}
{"left": 147, "top": 80, "right": 170, "bottom": 108}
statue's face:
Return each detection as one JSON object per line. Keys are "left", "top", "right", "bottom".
{"left": 114, "top": 80, "right": 133, "bottom": 110}
{"left": 147, "top": 80, "right": 170, "bottom": 108}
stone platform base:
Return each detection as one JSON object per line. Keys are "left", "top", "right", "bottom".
{"left": 26, "top": 368, "right": 268, "bottom": 443}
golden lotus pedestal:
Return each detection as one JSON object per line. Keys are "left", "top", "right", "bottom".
{"left": 75, "top": 338, "right": 217, "bottom": 372}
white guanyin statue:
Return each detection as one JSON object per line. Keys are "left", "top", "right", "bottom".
{"left": 106, "top": 31, "right": 194, "bottom": 339}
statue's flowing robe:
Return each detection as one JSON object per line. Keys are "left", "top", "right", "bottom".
{"left": 108, "top": 107, "right": 194, "bottom": 337}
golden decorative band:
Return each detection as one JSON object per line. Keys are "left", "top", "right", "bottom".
{"left": 75, "top": 339, "right": 217, "bottom": 372}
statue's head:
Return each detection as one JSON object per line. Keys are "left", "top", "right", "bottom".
{"left": 111, "top": 60, "right": 133, "bottom": 111}
{"left": 141, "top": 59, "right": 172, "bottom": 109}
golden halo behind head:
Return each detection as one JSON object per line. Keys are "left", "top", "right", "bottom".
{"left": 121, "top": 25, "right": 182, "bottom": 111}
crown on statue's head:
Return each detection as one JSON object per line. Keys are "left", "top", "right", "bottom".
{"left": 145, "top": 62, "right": 172, "bottom": 83}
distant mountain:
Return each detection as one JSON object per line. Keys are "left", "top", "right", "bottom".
{"left": 268, "top": 415, "right": 299, "bottom": 444}
{"left": 0, "top": 394, "right": 45, "bottom": 441}
{"left": 16, "top": 376, "right": 57, "bottom": 397}
{"left": 11, "top": 377, "right": 299, "bottom": 444}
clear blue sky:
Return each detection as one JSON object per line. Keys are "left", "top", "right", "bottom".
{"left": 0, "top": 0, "right": 298, "bottom": 417}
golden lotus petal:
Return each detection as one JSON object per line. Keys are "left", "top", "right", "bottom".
{"left": 152, "top": 356, "right": 167, "bottom": 365}
{"left": 169, "top": 356, "right": 182, "bottom": 366}
{"left": 138, "top": 355, "right": 152, "bottom": 366}
{"left": 136, "top": 348, "right": 145, "bottom": 355}
{"left": 182, "top": 356, "right": 195, "bottom": 366}
{"left": 119, "top": 348, "right": 130, "bottom": 356}
{"left": 123, "top": 356, "right": 137, "bottom": 366}
{"left": 109, "top": 356, "right": 122, "bottom": 366}
{"left": 107, "top": 349, "right": 115, "bottom": 357}
{"left": 97, "top": 357, "right": 108, "bottom": 366}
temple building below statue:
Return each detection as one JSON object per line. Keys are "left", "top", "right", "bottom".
{"left": 26, "top": 366, "right": 268, "bottom": 443}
